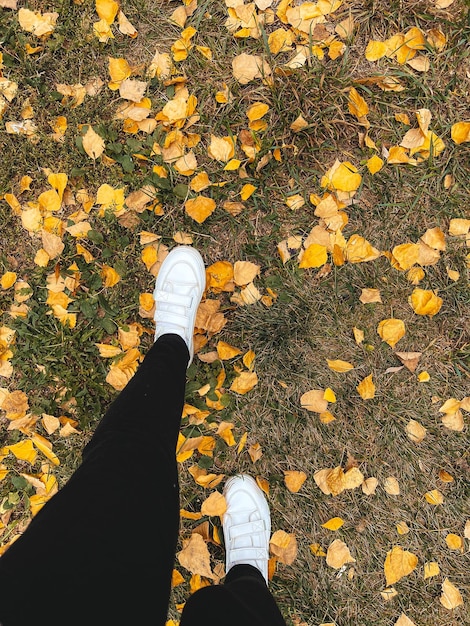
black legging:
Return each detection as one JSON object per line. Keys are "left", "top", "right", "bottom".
{"left": 0, "top": 334, "right": 286, "bottom": 626}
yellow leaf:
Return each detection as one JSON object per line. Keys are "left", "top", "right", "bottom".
{"left": 101, "top": 265, "right": 121, "bottom": 287}
{"left": 362, "top": 477, "right": 378, "bottom": 495}
{"left": 96, "top": 0, "right": 119, "bottom": 24}
{"left": 396, "top": 521, "right": 410, "bottom": 535}
{"left": 345, "top": 235, "right": 380, "bottom": 263}
{"left": 207, "top": 135, "right": 235, "bottom": 162}
{"left": 224, "top": 159, "right": 241, "bottom": 171}
{"left": 247, "top": 102, "right": 269, "bottom": 121}
{"left": 96, "top": 344, "right": 122, "bottom": 358}
{"left": 7, "top": 439, "right": 37, "bottom": 464}
{"left": 82, "top": 126, "right": 105, "bottom": 160}
{"left": 409, "top": 288, "right": 442, "bottom": 316}
{"left": 424, "top": 489, "right": 444, "bottom": 505}
{"left": 240, "top": 184, "right": 257, "bottom": 201}
{"left": 230, "top": 371, "right": 258, "bottom": 394}
{"left": 451, "top": 121, "right": 470, "bottom": 145}
{"left": 290, "top": 114, "right": 309, "bottom": 132}
{"left": 392, "top": 242, "right": 419, "bottom": 270}
{"left": 177, "top": 533, "right": 214, "bottom": 579}
{"left": 185, "top": 196, "right": 216, "bottom": 224}
{"left": 327, "top": 359, "right": 354, "bottom": 373}
{"left": 330, "top": 162, "right": 362, "bottom": 192}
{"left": 445, "top": 533, "right": 463, "bottom": 551}
{"left": 384, "top": 476, "right": 400, "bottom": 495}
{"left": 384, "top": 545, "right": 418, "bottom": 586}
{"left": 232, "top": 53, "right": 271, "bottom": 85}
{"left": 353, "top": 327, "right": 364, "bottom": 344}
{"left": 284, "top": 470, "right": 307, "bottom": 493}
{"left": 171, "top": 569, "right": 185, "bottom": 588}
{"left": 201, "top": 491, "right": 227, "bottom": 517}
{"left": 108, "top": 57, "right": 132, "bottom": 89}
{"left": 310, "top": 543, "right": 326, "bottom": 557}
{"left": 323, "top": 388, "right": 336, "bottom": 403}
{"left": 417, "top": 371, "right": 430, "bottom": 382}
{"left": 367, "top": 155, "right": 384, "bottom": 174}
{"left": 217, "top": 421, "right": 236, "bottom": 446}
{"left": 395, "top": 614, "right": 416, "bottom": 626}
{"left": 270, "top": 530, "right": 298, "bottom": 565}
{"left": 406, "top": 419, "right": 427, "bottom": 443}
{"left": 18, "top": 8, "right": 58, "bottom": 37}
{"left": 206, "top": 261, "right": 234, "bottom": 293}
{"left": 299, "top": 244, "right": 328, "bottom": 268}
{"left": 326, "top": 539, "right": 355, "bottom": 569}
{"left": 423, "top": 561, "right": 440, "bottom": 579}
{"left": 1, "top": 272, "right": 17, "bottom": 289}
{"left": 233, "top": 261, "right": 260, "bottom": 286}
{"left": 248, "top": 442, "right": 262, "bottom": 463}
{"left": 322, "top": 517, "right": 344, "bottom": 531}
{"left": 365, "top": 40, "right": 388, "bottom": 61}
{"left": 377, "top": 318, "right": 406, "bottom": 348}
{"left": 216, "top": 341, "right": 241, "bottom": 360}
{"left": 348, "top": 87, "right": 369, "bottom": 118}
{"left": 440, "top": 578, "right": 463, "bottom": 609}
{"left": 356, "top": 374, "right": 375, "bottom": 399}
{"left": 300, "top": 389, "right": 328, "bottom": 413}
{"left": 31, "top": 433, "right": 60, "bottom": 465}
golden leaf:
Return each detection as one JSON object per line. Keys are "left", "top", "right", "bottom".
{"left": 395, "top": 614, "right": 416, "bottom": 626}
{"left": 300, "top": 389, "right": 328, "bottom": 413}
{"left": 208, "top": 135, "right": 235, "bottom": 162}
{"left": 445, "top": 533, "right": 463, "bottom": 551}
{"left": 384, "top": 476, "right": 400, "bottom": 495}
{"left": 230, "top": 371, "right": 258, "bottom": 394}
{"left": 409, "top": 288, "right": 442, "bottom": 316}
{"left": 451, "top": 121, "right": 470, "bottom": 144}
{"left": 367, "top": 155, "right": 384, "bottom": 174}
{"left": 406, "top": 419, "right": 427, "bottom": 443}
{"left": 232, "top": 53, "right": 271, "bottom": 84}
{"left": 365, "top": 40, "right": 388, "bottom": 61}
{"left": 326, "top": 539, "right": 355, "bottom": 569}
{"left": 346, "top": 235, "right": 380, "bottom": 263}
{"left": 240, "top": 184, "right": 257, "bottom": 201}
{"left": 248, "top": 442, "right": 262, "bottom": 463}
{"left": 423, "top": 561, "right": 440, "bottom": 579}
{"left": 322, "top": 517, "right": 344, "bottom": 531}
{"left": 201, "top": 491, "right": 227, "bottom": 517}
{"left": 96, "top": 0, "right": 119, "bottom": 24}
{"left": 362, "top": 477, "right": 378, "bottom": 495}
{"left": 233, "top": 261, "right": 260, "bottom": 286}
{"left": 7, "top": 439, "right": 37, "bottom": 464}
{"left": 217, "top": 421, "right": 236, "bottom": 446}
{"left": 377, "top": 318, "right": 406, "bottom": 348}
{"left": 384, "top": 546, "right": 418, "bottom": 585}
{"left": 185, "top": 196, "right": 216, "bottom": 224}
{"left": 396, "top": 521, "right": 410, "bottom": 535}
{"left": 82, "top": 126, "right": 105, "bottom": 160}
{"left": 108, "top": 57, "right": 132, "bottom": 89}
{"left": 101, "top": 265, "right": 121, "bottom": 287}
{"left": 348, "top": 87, "right": 369, "bottom": 118}
{"left": 310, "top": 542, "right": 326, "bottom": 557}
{"left": 284, "top": 470, "right": 307, "bottom": 493}
{"left": 177, "top": 533, "right": 214, "bottom": 579}
{"left": 188, "top": 465, "right": 225, "bottom": 489}
{"left": 216, "top": 341, "right": 241, "bottom": 360}
{"left": 327, "top": 359, "right": 354, "bottom": 373}
{"left": 299, "top": 244, "right": 328, "bottom": 269}
{"left": 356, "top": 374, "right": 375, "bottom": 399}
{"left": 31, "top": 433, "right": 60, "bottom": 465}
{"left": 440, "top": 578, "right": 463, "bottom": 609}
{"left": 424, "top": 489, "right": 444, "bottom": 505}
{"left": 1, "top": 272, "right": 17, "bottom": 289}
{"left": 270, "top": 530, "right": 298, "bottom": 565}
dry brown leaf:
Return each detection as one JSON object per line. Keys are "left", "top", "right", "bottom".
{"left": 395, "top": 352, "right": 422, "bottom": 372}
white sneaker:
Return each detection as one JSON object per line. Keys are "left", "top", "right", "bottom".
{"left": 223, "top": 474, "right": 271, "bottom": 583}
{"left": 153, "top": 246, "right": 206, "bottom": 366}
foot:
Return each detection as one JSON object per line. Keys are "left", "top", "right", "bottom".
{"left": 153, "top": 246, "right": 206, "bottom": 366}
{"left": 223, "top": 474, "right": 271, "bottom": 583}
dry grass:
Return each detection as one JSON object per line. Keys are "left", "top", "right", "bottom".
{"left": 1, "top": 0, "right": 469, "bottom": 624}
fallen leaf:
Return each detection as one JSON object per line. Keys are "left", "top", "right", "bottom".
{"left": 384, "top": 546, "right": 418, "bottom": 586}
{"left": 409, "top": 288, "right": 443, "bottom": 316}
{"left": 395, "top": 352, "right": 422, "bottom": 372}
{"left": 177, "top": 533, "right": 214, "bottom": 579}
{"left": 377, "top": 319, "right": 406, "bottom": 348}
{"left": 270, "top": 530, "right": 297, "bottom": 565}
{"left": 424, "top": 489, "right": 444, "bottom": 505}
{"left": 360, "top": 288, "right": 382, "bottom": 304}
{"left": 232, "top": 53, "right": 271, "bottom": 84}
{"left": 326, "top": 539, "right": 355, "bottom": 569}
{"left": 440, "top": 578, "right": 463, "bottom": 609}
{"left": 82, "top": 126, "right": 105, "bottom": 160}
{"left": 445, "top": 533, "right": 463, "bottom": 551}
{"left": 424, "top": 561, "right": 440, "bottom": 579}
{"left": 322, "top": 517, "right": 344, "bottom": 531}
{"left": 230, "top": 371, "right": 258, "bottom": 394}
{"left": 357, "top": 374, "right": 375, "bottom": 399}
{"left": 406, "top": 420, "right": 427, "bottom": 443}
{"left": 384, "top": 476, "right": 400, "bottom": 495}
{"left": 201, "top": 491, "right": 227, "bottom": 517}
{"left": 327, "top": 359, "right": 354, "bottom": 373}
{"left": 451, "top": 121, "right": 470, "bottom": 145}
{"left": 300, "top": 389, "right": 328, "bottom": 413}
{"left": 395, "top": 614, "right": 416, "bottom": 626}
{"left": 284, "top": 470, "right": 307, "bottom": 493}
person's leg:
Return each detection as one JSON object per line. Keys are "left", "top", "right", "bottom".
{"left": 0, "top": 333, "right": 189, "bottom": 626}
{"left": 0, "top": 245, "right": 206, "bottom": 626}
{"left": 180, "top": 564, "right": 287, "bottom": 625}
{"left": 179, "top": 474, "right": 287, "bottom": 626}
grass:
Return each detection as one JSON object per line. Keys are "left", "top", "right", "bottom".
{"left": 1, "top": 0, "right": 469, "bottom": 624}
